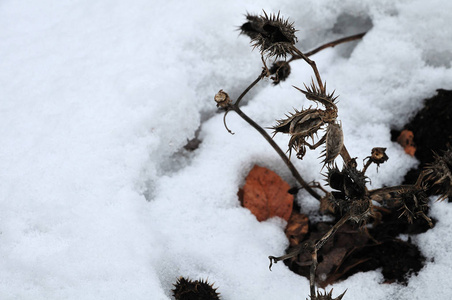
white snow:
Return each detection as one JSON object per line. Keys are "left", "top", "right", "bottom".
{"left": 1, "top": 0, "right": 452, "bottom": 299}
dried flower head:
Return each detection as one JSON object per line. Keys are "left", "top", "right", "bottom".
{"left": 172, "top": 277, "right": 220, "bottom": 300}
{"left": 269, "top": 60, "right": 291, "bottom": 85}
{"left": 250, "top": 11, "right": 297, "bottom": 59}
{"left": 214, "top": 89, "right": 232, "bottom": 108}
{"left": 364, "top": 147, "right": 389, "bottom": 169}
{"left": 308, "top": 289, "right": 346, "bottom": 300}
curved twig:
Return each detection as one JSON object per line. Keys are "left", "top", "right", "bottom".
{"left": 303, "top": 32, "right": 366, "bottom": 58}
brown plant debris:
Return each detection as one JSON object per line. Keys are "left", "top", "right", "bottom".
{"left": 285, "top": 212, "right": 309, "bottom": 246}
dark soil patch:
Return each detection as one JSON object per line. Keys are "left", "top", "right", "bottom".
{"left": 391, "top": 89, "right": 452, "bottom": 187}
{"left": 283, "top": 208, "right": 428, "bottom": 287}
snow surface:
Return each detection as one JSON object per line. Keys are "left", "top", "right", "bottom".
{"left": 1, "top": 0, "right": 452, "bottom": 299}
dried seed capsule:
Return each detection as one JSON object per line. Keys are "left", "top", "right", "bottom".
{"left": 172, "top": 277, "right": 220, "bottom": 300}
{"left": 251, "top": 11, "right": 297, "bottom": 59}
{"left": 321, "top": 122, "right": 343, "bottom": 166}
{"left": 214, "top": 89, "right": 232, "bottom": 108}
{"left": 370, "top": 147, "right": 389, "bottom": 165}
{"left": 269, "top": 60, "right": 291, "bottom": 85}
{"left": 271, "top": 108, "right": 324, "bottom": 159}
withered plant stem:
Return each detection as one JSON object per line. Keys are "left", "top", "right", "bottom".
{"left": 339, "top": 145, "right": 353, "bottom": 165}
{"left": 232, "top": 105, "right": 322, "bottom": 200}
{"left": 310, "top": 250, "right": 318, "bottom": 297}
{"left": 315, "top": 213, "right": 350, "bottom": 251}
{"left": 299, "top": 32, "right": 366, "bottom": 59}
{"left": 235, "top": 71, "right": 266, "bottom": 107}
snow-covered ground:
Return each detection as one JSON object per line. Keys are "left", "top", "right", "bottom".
{"left": 1, "top": 0, "right": 452, "bottom": 299}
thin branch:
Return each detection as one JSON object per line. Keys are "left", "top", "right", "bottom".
{"left": 315, "top": 213, "right": 350, "bottom": 251}
{"left": 303, "top": 32, "right": 366, "bottom": 58}
{"left": 310, "top": 250, "right": 318, "bottom": 297}
{"left": 235, "top": 70, "right": 266, "bottom": 107}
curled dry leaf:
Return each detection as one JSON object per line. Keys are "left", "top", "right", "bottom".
{"left": 242, "top": 165, "right": 293, "bottom": 222}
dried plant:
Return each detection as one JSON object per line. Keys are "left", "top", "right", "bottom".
{"left": 172, "top": 277, "right": 220, "bottom": 300}
{"left": 215, "top": 10, "right": 450, "bottom": 299}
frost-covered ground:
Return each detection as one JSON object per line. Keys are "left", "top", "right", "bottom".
{"left": 1, "top": 0, "right": 452, "bottom": 299}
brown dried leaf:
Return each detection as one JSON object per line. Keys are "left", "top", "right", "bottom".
{"left": 242, "top": 165, "right": 293, "bottom": 222}
{"left": 285, "top": 212, "right": 309, "bottom": 246}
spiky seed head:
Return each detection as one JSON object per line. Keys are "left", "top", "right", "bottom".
{"left": 342, "top": 159, "right": 368, "bottom": 199}
{"left": 423, "top": 146, "right": 452, "bottom": 201}
{"left": 251, "top": 11, "right": 297, "bottom": 59}
{"left": 397, "top": 190, "right": 432, "bottom": 226}
{"left": 271, "top": 108, "right": 324, "bottom": 159}
{"left": 308, "top": 289, "right": 347, "bottom": 300}
{"left": 293, "top": 80, "right": 339, "bottom": 111}
{"left": 214, "top": 89, "right": 232, "bottom": 108}
{"left": 172, "top": 277, "right": 220, "bottom": 300}
{"left": 326, "top": 165, "right": 343, "bottom": 191}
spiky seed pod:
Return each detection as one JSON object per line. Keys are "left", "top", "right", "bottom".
{"left": 251, "top": 11, "right": 297, "bottom": 59}
{"left": 321, "top": 122, "right": 343, "bottom": 166}
{"left": 271, "top": 108, "right": 324, "bottom": 159}
{"left": 293, "top": 81, "right": 338, "bottom": 111}
{"left": 269, "top": 61, "right": 291, "bottom": 85}
{"left": 422, "top": 147, "right": 452, "bottom": 201}
{"left": 172, "top": 277, "right": 220, "bottom": 300}
{"left": 239, "top": 13, "right": 265, "bottom": 39}
{"left": 271, "top": 108, "right": 322, "bottom": 135}
{"left": 214, "top": 89, "right": 232, "bottom": 108}
{"left": 342, "top": 160, "right": 367, "bottom": 199}
{"left": 325, "top": 161, "right": 371, "bottom": 222}
{"left": 348, "top": 197, "right": 372, "bottom": 223}
{"left": 308, "top": 289, "right": 347, "bottom": 300}
{"left": 326, "top": 165, "right": 343, "bottom": 191}
{"left": 397, "top": 190, "right": 432, "bottom": 226}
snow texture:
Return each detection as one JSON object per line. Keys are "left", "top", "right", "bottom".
{"left": 1, "top": 0, "right": 452, "bottom": 299}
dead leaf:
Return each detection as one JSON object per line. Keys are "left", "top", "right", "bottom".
{"left": 397, "top": 130, "right": 416, "bottom": 156}
{"left": 242, "top": 165, "right": 293, "bottom": 222}
{"left": 285, "top": 212, "right": 309, "bottom": 246}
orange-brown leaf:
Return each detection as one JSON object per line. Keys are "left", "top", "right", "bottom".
{"left": 242, "top": 165, "right": 293, "bottom": 222}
